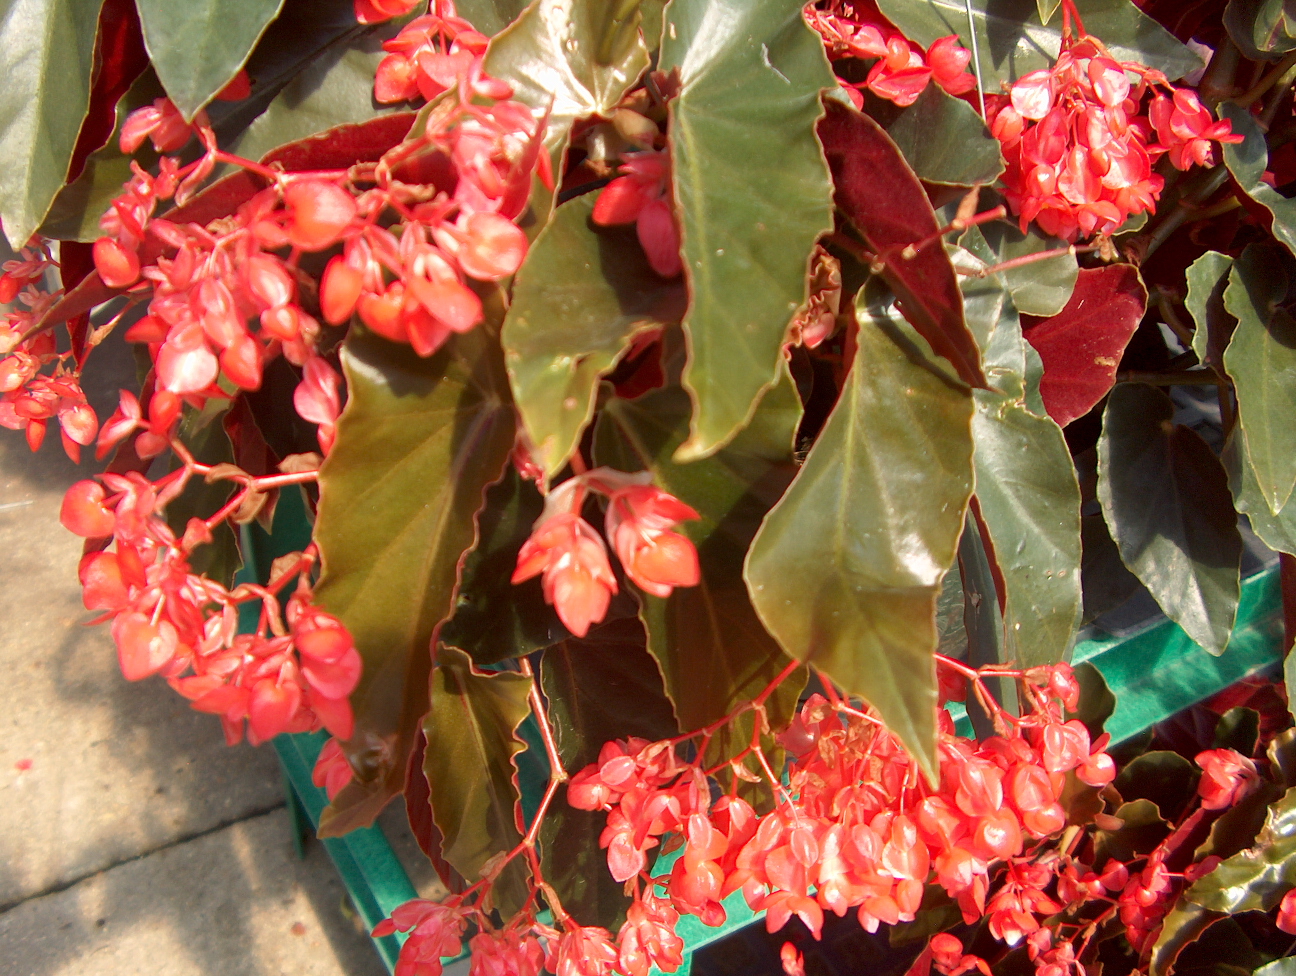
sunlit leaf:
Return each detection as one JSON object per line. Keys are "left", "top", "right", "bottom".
{"left": 1023, "top": 265, "right": 1146, "bottom": 426}
{"left": 1223, "top": 244, "right": 1296, "bottom": 516}
{"left": 875, "top": 0, "right": 1201, "bottom": 88}
{"left": 745, "top": 284, "right": 975, "bottom": 781}
{"left": 424, "top": 646, "right": 532, "bottom": 917}
{"left": 1220, "top": 101, "right": 1296, "bottom": 260}
{"left": 502, "top": 193, "right": 686, "bottom": 479}
{"left": 660, "top": 0, "right": 836, "bottom": 459}
{"left": 1148, "top": 899, "right": 1225, "bottom": 976}
{"left": 0, "top": 0, "right": 103, "bottom": 248}
{"left": 315, "top": 327, "right": 516, "bottom": 835}
{"left": 457, "top": 0, "right": 530, "bottom": 35}
{"left": 1187, "top": 786, "right": 1296, "bottom": 914}
{"left": 1224, "top": 430, "right": 1296, "bottom": 557}
{"left": 965, "top": 214, "right": 1078, "bottom": 317}
{"left": 884, "top": 84, "right": 1003, "bottom": 187}
{"left": 1098, "top": 383, "right": 1242, "bottom": 656}
{"left": 136, "top": 0, "right": 284, "bottom": 120}
{"left": 1225, "top": 0, "right": 1296, "bottom": 60}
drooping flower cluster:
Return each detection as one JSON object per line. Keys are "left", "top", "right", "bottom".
{"left": 987, "top": 36, "right": 1242, "bottom": 242}
{"left": 805, "top": 1, "right": 977, "bottom": 108}
{"left": 61, "top": 470, "right": 359, "bottom": 745}
{"left": 511, "top": 468, "right": 701, "bottom": 637}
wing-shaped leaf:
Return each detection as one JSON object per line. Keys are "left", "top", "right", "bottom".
{"left": 0, "top": 0, "right": 103, "bottom": 248}
{"left": 1223, "top": 245, "right": 1296, "bottom": 515}
{"left": 1097, "top": 383, "right": 1242, "bottom": 656}
{"left": 1220, "top": 101, "right": 1296, "bottom": 259}
{"left": 440, "top": 467, "right": 573, "bottom": 666}
{"left": 875, "top": 0, "right": 1201, "bottom": 88}
{"left": 136, "top": 0, "right": 284, "bottom": 120}
{"left": 1187, "top": 786, "right": 1296, "bottom": 914}
{"left": 884, "top": 85, "right": 1004, "bottom": 187}
{"left": 484, "top": 0, "right": 649, "bottom": 164}
{"left": 1186, "top": 250, "right": 1235, "bottom": 370}
{"left": 502, "top": 193, "right": 687, "bottom": 478}
{"left": 315, "top": 327, "right": 516, "bottom": 835}
{"left": 593, "top": 372, "right": 805, "bottom": 743}
{"left": 820, "top": 99, "right": 984, "bottom": 387}
{"left": 539, "top": 618, "right": 679, "bottom": 929}
{"left": 659, "top": 0, "right": 836, "bottom": 459}
{"left": 1022, "top": 265, "right": 1147, "bottom": 426}
{"left": 424, "top": 647, "right": 532, "bottom": 917}
{"left": 972, "top": 390, "right": 1082, "bottom": 667}
{"left": 745, "top": 285, "right": 975, "bottom": 781}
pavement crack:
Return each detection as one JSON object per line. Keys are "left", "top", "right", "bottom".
{"left": 0, "top": 799, "right": 288, "bottom": 916}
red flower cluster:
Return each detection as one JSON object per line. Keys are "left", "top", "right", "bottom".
{"left": 373, "top": 12, "right": 493, "bottom": 105}
{"left": 61, "top": 472, "right": 358, "bottom": 745}
{"left": 512, "top": 469, "right": 701, "bottom": 637}
{"left": 591, "top": 150, "right": 681, "bottom": 279}
{"left": 988, "top": 37, "right": 1241, "bottom": 241}
{"left": 565, "top": 662, "right": 1116, "bottom": 976}
{"left": 805, "top": 1, "right": 976, "bottom": 108}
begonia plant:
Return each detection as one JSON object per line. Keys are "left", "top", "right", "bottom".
{"left": 5, "top": 0, "right": 1296, "bottom": 973}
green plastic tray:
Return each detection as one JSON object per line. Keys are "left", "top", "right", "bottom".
{"left": 238, "top": 493, "right": 1284, "bottom": 975}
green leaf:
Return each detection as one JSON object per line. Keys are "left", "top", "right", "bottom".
{"left": 1215, "top": 706, "right": 1261, "bottom": 755}
{"left": 593, "top": 372, "right": 806, "bottom": 742}
{"left": 1185, "top": 250, "right": 1235, "bottom": 370}
{"left": 1225, "top": 430, "right": 1296, "bottom": 557}
{"left": 1097, "top": 383, "right": 1243, "bottom": 656}
{"left": 659, "top": 0, "right": 835, "bottom": 459}
{"left": 502, "top": 193, "right": 686, "bottom": 478}
{"left": 424, "top": 646, "right": 532, "bottom": 917}
{"left": 875, "top": 0, "right": 1202, "bottom": 89}
{"left": 884, "top": 84, "right": 1003, "bottom": 187}
{"left": 136, "top": 0, "right": 285, "bottom": 120}
{"left": 1225, "top": 0, "right": 1296, "bottom": 59}
{"left": 1196, "top": 782, "right": 1285, "bottom": 862}
{"left": 1257, "top": 959, "right": 1296, "bottom": 976}
{"left": 965, "top": 215, "right": 1078, "bottom": 317}
{"left": 440, "top": 468, "right": 571, "bottom": 666}
{"left": 456, "top": 0, "right": 530, "bottom": 35}
{"left": 972, "top": 388, "right": 1082, "bottom": 667}
{"left": 1148, "top": 900, "right": 1226, "bottom": 976}
{"left": 539, "top": 618, "right": 678, "bottom": 929}
{"left": 1116, "top": 751, "right": 1200, "bottom": 820}
{"left": 1223, "top": 245, "right": 1296, "bottom": 516}
{"left": 1097, "top": 798, "right": 1171, "bottom": 862}
{"left": 166, "top": 402, "right": 242, "bottom": 589}
{"left": 745, "top": 285, "right": 974, "bottom": 781}
{"left": 315, "top": 327, "right": 516, "bottom": 835}
{"left": 1069, "top": 662, "right": 1116, "bottom": 739}
{"left": 1036, "top": 0, "right": 1061, "bottom": 24}
{"left": 1080, "top": 506, "right": 1141, "bottom": 623}
{"left": 1220, "top": 101, "right": 1296, "bottom": 260}
{"left": 1187, "top": 786, "right": 1296, "bottom": 914}
{"left": 0, "top": 0, "right": 103, "bottom": 248}
{"left": 484, "top": 0, "right": 650, "bottom": 165}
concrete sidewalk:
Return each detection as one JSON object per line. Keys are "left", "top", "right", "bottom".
{"left": 0, "top": 330, "right": 437, "bottom": 976}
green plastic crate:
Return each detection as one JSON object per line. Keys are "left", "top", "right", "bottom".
{"left": 238, "top": 492, "right": 1285, "bottom": 975}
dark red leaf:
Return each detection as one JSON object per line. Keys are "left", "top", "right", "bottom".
{"left": 1282, "top": 552, "right": 1296, "bottom": 657}
{"left": 37, "top": 269, "right": 124, "bottom": 337}
{"left": 58, "top": 241, "right": 97, "bottom": 362}
{"left": 67, "top": 0, "right": 148, "bottom": 185}
{"left": 1023, "top": 265, "right": 1147, "bottom": 426}
{"left": 817, "top": 98, "right": 985, "bottom": 386}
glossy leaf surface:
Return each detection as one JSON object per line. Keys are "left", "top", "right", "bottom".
{"left": 539, "top": 619, "right": 678, "bottom": 929}
{"left": 502, "top": 193, "right": 686, "bottom": 478}
{"left": 1220, "top": 101, "right": 1296, "bottom": 259}
{"left": 1187, "top": 786, "right": 1296, "bottom": 913}
{"left": 0, "top": 0, "right": 103, "bottom": 248}
{"left": 1223, "top": 245, "right": 1296, "bottom": 515}
{"left": 875, "top": 0, "right": 1201, "bottom": 87}
{"left": 315, "top": 328, "right": 515, "bottom": 834}
{"left": 136, "top": 0, "right": 284, "bottom": 119}
{"left": 484, "top": 0, "right": 649, "bottom": 162}
{"left": 745, "top": 289, "right": 975, "bottom": 781}
{"left": 1185, "top": 250, "right": 1235, "bottom": 370}
{"left": 1022, "top": 265, "right": 1147, "bottom": 427}
{"left": 457, "top": 0, "right": 529, "bottom": 35}
{"left": 660, "top": 0, "right": 835, "bottom": 459}
{"left": 424, "top": 647, "right": 532, "bottom": 917}
{"left": 1097, "top": 384, "right": 1242, "bottom": 656}
{"left": 594, "top": 374, "right": 804, "bottom": 742}
{"left": 884, "top": 84, "right": 1003, "bottom": 187}
{"left": 820, "top": 100, "right": 984, "bottom": 387}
